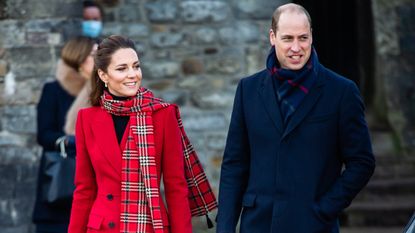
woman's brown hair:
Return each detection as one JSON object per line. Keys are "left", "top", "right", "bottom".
{"left": 90, "top": 35, "right": 137, "bottom": 106}
{"left": 61, "top": 36, "right": 95, "bottom": 70}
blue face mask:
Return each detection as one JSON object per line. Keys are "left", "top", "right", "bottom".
{"left": 82, "top": 20, "right": 102, "bottom": 38}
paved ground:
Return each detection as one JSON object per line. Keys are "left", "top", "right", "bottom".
{"left": 341, "top": 227, "right": 404, "bottom": 233}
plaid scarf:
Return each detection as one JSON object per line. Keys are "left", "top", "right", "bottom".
{"left": 100, "top": 88, "right": 217, "bottom": 233}
{"left": 266, "top": 46, "right": 318, "bottom": 124}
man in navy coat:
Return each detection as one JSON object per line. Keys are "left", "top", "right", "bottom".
{"left": 216, "top": 3, "right": 375, "bottom": 233}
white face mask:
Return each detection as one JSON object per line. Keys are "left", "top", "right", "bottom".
{"left": 82, "top": 20, "right": 102, "bottom": 38}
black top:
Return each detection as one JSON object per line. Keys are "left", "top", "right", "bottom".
{"left": 109, "top": 93, "right": 130, "bottom": 144}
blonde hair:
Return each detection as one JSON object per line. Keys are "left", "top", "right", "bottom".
{"left": 60, "top": 36, "right": 95, "bottom": 70}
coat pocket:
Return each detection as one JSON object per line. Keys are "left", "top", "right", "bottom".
{"left": 87, "top": 214, "right": 104, "bottom": 230}
{"left": 242, "top": 193, "right": 256, "bottom": 208}
{"left": 312, "top": 203, "right": 332, "bottom": 225}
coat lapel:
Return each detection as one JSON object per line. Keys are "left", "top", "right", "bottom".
{"left": 258, "top": 73, "right": 284, "bottom": 134}
{"left": 91, "top": 109, "right": 122, "bottom": 175}
{"left": 282, "top": 72, "right": 325, "bottom": 139}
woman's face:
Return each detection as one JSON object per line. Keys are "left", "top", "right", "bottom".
{"left": 98, "top": 48, "right": 142, "bottom": 97}
{"left": 79, "top": 43, "right": 98, "bottom": 79}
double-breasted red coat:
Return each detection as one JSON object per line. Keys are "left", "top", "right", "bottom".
{"left": 68, "top": 105, "right": 192, "bottom": 233}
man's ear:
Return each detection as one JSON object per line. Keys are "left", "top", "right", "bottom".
{"left": 269, "top": 29, "right": 276, "bottom": 46}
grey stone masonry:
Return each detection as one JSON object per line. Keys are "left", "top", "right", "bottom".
{"left": 0, "top": 0, "right": 289, "bottom": 231}
{"left": 0, "top": 0, "right": 82, "bottom": 232}
{"left": 1, "top": 0, "right": 414, "bottom": 232}
{"left": 372, "top": 0, "right": 415, "bottom": 155}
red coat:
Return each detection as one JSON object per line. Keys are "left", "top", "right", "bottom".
{"left": 68, "top": 106, "right": 192, "bottom": 233}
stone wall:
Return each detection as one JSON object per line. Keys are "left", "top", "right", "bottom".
{"left": 0, "top": 0, "right": 289, "bottom": 232}
{"left": 0, "top": 0, "right": 81, "bottom": 232}
{"left": 371, "top": 0, "right": 415, "bottom": 155}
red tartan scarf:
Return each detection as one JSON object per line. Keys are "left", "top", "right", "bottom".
{"left": 100, "top": 87, "right": 217, "bottom": 233}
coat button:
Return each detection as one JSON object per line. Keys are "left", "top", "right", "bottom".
{"left": 108, "top": 221, "right": 115, "bottom": 228}
{"left": 107, "top": 194, "right": 113, "bottom": 200}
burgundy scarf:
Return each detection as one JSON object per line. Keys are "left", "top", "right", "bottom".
{"left": 266, "top": 46, "right": 318, "bottom": 124}
{"left": 100, "top": 88, "right": 217, "bottom": 233}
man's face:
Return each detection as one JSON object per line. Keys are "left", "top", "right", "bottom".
{"left": 270, "top": 11, "right": 312, "bottom": 70}
{"left": 83, "top": 6, "right": 102, "bottom": 21}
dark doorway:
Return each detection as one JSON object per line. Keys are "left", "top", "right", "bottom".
{"left": 293, "top": 0, "right": 375, "bottom": 106}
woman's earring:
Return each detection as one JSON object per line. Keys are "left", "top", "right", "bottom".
{"left": 104, "top": 82, "right": 108, "bottom": 88}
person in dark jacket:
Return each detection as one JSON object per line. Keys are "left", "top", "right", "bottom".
{"left": 33, "top": 36, "right": 97, "bottom": 233}
{"left": 216, "top": 3, "right": 375, "bottom": 233}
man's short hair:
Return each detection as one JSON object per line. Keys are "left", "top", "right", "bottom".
{"left": 271, "top": 3, "right": 312, "bottom": 32}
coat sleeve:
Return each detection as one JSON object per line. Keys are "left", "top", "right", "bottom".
{"left": 216, "top": 80, "right": 250, "bottom": 233}
{"left": 68, "top": 109, "right": 97, "bottom": 233}
{"left": 37, "top": 83, "right": 64, "bottom": 150}
{"left": 316, "top": 81, "right": 375, "bottom": 221}
{"left": 162, "top": 106, "right": 192, "bottom": 233}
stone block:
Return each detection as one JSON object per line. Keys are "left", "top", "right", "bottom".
{"left": 6, "top": 47, "right": 55, "bottom": 78}
{"left": 145, "top": 1, "right": 177, "bottom": 23}
{"left": 0, "top": 60, "right": 8, "bottom": 76}
{"left": 0, "top": 145, "right": 38, "bottom": 165}
{"left": 194, "top": 27, "right": 218, "bottom": 44}
{"left": 0, "top": 131, "right": 26, "bottom": 147}
{"left": 219, "top": 21, "right": 261, "bottom": 44}
{"left": 0, "top": 198, "right": 34, "bottom": 225}
{"left": 205, "top": 49, "right": 244, "bottom": 74}
{"left": 158, "top": 90, "right": 187, "bottom": 106}
{"left": 102, "top": 22, "right": 123, "bottom": 36}
{"left": 180, "top": 1, "right": 230, "bottom": 23}
{"left": 49, "top": 18, "right": 81, "bottom": 42}
{"left": 1, "top": 76, "right": 48, "bottom": 105}
{"left": 47, "top": 33, "right": 62, "bottom": 46}
{"left": 15, "top": 171, "right": 37, "bottom": 200}
{"left": 178, "top": 75, "right": 207, "bottom": 89}
{"left": 6, "top": 0, "right": 81, "bottom": 19}
{"left": 205, "top": 132, "right": 227, "bottom": 150}
{"left": 26, "top": 31, "right": 49, "bottom": 46}
{"left": 192, "top": 90, "right": 235, "bottom": 109}
{"left": 246, "top": 45, "right": 269, "bottom": 75}
{"left": 182, "top": 57, "right": 204, "bottom": 75}
{"left": 147, "top": 80, "right": 173, "bottom": 91}
{"left": 150, "top": 32, "right": 184, "bottom": 48}
{"left": 0, "top": 20, "right": 25, "bottom": 48}
{"left": 232, "top": 0, "right": 289, "bottom": 19}
{"left": 142, "top": 61, "right": 180, "bottom": 79}
{"left": 123, "top": 23, "right": 149, "bottom": 37}
{"left": 180, "top": 108, "right": 227, "bottom": 131}
{"left": 0, "top": 226, "right": 32, "bottom": 233}
{"left": 118, "top": 4, "right": 141, "bottom": 22}
{"left": 2, "top": 105, "right": 36, "bottom": 134}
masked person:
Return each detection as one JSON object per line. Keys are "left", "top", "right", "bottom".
{"left": 82, "top": 0, "right": 103, "bottom": 38}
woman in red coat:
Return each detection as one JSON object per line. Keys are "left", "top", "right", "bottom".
{"left": 68, "top": 35, "right": 216, "bottom": 233}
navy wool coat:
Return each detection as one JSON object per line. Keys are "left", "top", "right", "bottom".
{"left": 32, "top": 81, "right": 75, "bottom": 229}
{"left": 216, "top": 63, "right": 375, "bottom": 233}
